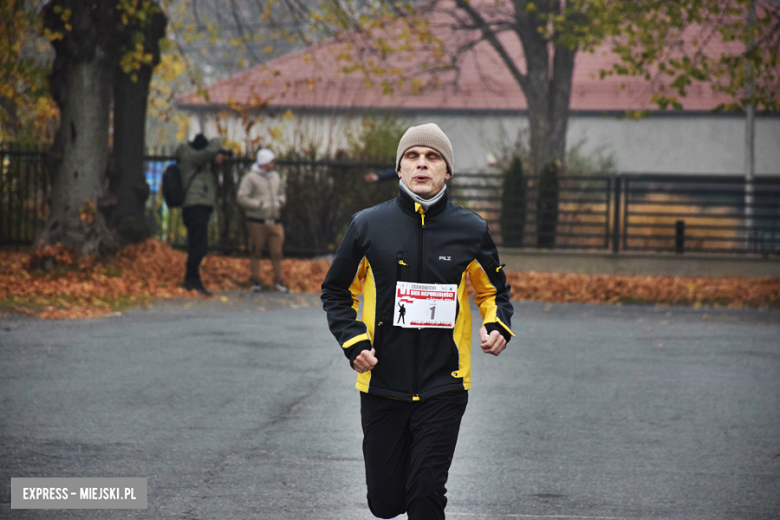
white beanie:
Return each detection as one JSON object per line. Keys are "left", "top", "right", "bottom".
{"left": 255, "top": 148, "right": 276, "bottom": 166}
{"left": 396, "top": 123, "right": 454, "bottom": 175}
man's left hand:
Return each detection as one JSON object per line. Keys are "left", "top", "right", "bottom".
{"left": 479, "top": 326, "right": 506, "bottom": 356}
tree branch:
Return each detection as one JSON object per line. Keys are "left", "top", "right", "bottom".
{"left": 229, "top": 0, "right": 263, "bottom": 63}
{"left": 454, "top": 0, "right": 528, "bottom": 90}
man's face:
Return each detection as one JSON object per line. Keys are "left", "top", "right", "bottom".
{"left": 398, "top": 146, "right": 450, "bottom": 199}
{"left": 260, "top": 160, "right": 275, "bottom": 172}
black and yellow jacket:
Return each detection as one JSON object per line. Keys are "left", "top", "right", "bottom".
{"left": 321, "top": 188, "right": 514, "bottom": 402}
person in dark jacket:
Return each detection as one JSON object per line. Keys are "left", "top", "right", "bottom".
{"left": 321, "top": 123, "right": 515, "bottom": 520}
{"left": 175, "top": 133, "right": 226, "bottom": 295}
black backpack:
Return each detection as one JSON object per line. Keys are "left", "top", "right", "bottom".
{"left": 162, "top": 162, "right": 197, "bottom": 208}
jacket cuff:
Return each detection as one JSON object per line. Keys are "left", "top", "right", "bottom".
{"left": 485, "top": 323, "right": 512, "bottom": 345}
{"left": 347, "top": 339, "right": 373, "bottom": 368}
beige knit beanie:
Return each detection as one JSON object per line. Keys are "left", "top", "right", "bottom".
{"left": 396, "top": 123, "right": 454, "bottom": 175}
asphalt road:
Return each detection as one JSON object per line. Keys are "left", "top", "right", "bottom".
{"left": 1, "top": 293, "right": 779, "bottom": 520}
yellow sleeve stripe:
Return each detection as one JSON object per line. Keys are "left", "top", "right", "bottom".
{"left": 468, "top": 261, "right": 514, "bottom": 338}
{"left": 496, "top": 317, "right": 516, "bottom": 337}
{"left": 343, "top": 332, "right": 370, "bottom": 350}
{"left": 467, "top": 259, "right": 497, "bottom": 321}
{"left": 348, "top": 257, "right": 369, "bottom": 314}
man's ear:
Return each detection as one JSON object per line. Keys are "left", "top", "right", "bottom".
{"left": 445, "top": 173, "right": 451, "bottom": 180}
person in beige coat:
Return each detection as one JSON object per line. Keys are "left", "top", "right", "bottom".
{"left": 237, "top": 149, "right": 289, "bottom": 293}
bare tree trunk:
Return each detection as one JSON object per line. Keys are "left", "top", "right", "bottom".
{"left": 522, "top": 39, "right": 577, "bottom": 172}
{"left": 107, "top": 6, "right": 167, "bottom": 244}
{"left": 38, "top": 0, "right": 166, "bottom": 258}
{"left": 39, "top": 53, "right": 117, "bottom": 257}
{"left": 545, "top": 45, "right": 576, "bottom": 166}
{"left": 37, "top": 0, "right": 128, "bottom": 259}
{"left": 452, "top": 0, "right": 575, "bottom": 174}
{"left": 526, "top": 92, "right": 551, "bottom": 173}
{"left": 518, "top": 21, "right": 552, "bottom": 173}
{"left": 107, "top": 66, "right": 153, "bottom": 242}
{"left": 446, "top": 1, "right": 578, "bottom": 251}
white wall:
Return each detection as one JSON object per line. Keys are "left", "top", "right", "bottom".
{"left": 567, "top": 116, "right": 779, "bottom": 175}
{"left": 441, "top": 114, "right": 780, "bottom": 174}
{"left": 191, "top": 110, "right": 780, "bottom": 175}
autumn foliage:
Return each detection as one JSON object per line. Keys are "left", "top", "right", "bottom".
{"left": 503, "top": 271, "right": 780, "bottom": 309}
{"left": 1, "top": 240, "right": 329, "bottom": 319}
{"left": 1, "top": 239, "right": 778, "bottom": 320}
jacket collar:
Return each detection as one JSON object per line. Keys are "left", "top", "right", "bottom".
{"left": 251, "top": 164, "right": 275, "bottom": 177}
{"left": 396, "top": 186, "right": 449, "bottom": 218}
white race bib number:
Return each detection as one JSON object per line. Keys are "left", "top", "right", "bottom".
{"left": 393, "top": 282, "right": 457, "bottom": 329}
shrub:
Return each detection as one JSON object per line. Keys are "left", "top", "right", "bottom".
{"left": 500, "top": 155, "right": 526, "bottom": 247}
{"left": 537, "top": 160, "right": 559, "bottom": 248}
{"left": 281, "top": 116, "right": 404, "bottom": 255}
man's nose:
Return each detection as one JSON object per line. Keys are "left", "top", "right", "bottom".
{"left": 416, "top": 156, "right": 428, "bottom": 169}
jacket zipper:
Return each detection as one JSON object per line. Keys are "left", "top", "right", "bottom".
{"left": 413, "top": 208, "right": 425, "bottom": 399}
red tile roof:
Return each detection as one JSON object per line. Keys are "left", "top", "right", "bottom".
{"left": 178, "top": 2, "right": 747, "bottom": 113}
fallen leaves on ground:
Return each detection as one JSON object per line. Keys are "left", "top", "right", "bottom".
{"left": 503, "top": 271, "right": 780, "bottom": 309}
{"left": 1, "top": 239, "right": 777, "bottom": 319}
{"left": 1, "top": 240, "right": 329, "bottom": 319}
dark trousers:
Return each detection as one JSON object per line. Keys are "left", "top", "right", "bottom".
{"left": 182, "top": 205, "right": 213, "bottom": 281}
{"left": 360, "top": 390, "right": 468, "bottom": 520}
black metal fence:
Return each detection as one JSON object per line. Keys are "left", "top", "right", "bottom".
{"left": 453, "top": 172, "right": 780, "bottom": 255}
{"left": 2, "top": 146, "right": 779, "bottom": 256}
{"left": 619, "top": 175, "right": 780, "bottom": 254}
{"left": 0, "top": 145, "right": 50, "bottom": 247}
{"left": 450, "top": 173, "right": 615, "bottom": 250}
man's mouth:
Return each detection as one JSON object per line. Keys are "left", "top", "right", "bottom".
{"left": 413, "top": 175, "right": 430, "bottom": 182}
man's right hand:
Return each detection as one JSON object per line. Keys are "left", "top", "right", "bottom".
{"left": 353, "top": 348, "right": 378, "bottom": 373}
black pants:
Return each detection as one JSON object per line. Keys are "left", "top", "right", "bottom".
{"left": 182, "top": 205, "right": 212, "bottom": 281}
{"left": 360, "top": 390, "right": 468, "bottom": 520}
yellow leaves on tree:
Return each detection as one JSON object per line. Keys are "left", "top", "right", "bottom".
{"left": 0, "top": 2, "right": 57, "bottom": 144}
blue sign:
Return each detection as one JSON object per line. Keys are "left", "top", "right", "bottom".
{"left": 145, "top": 161, "right": 170, "bottom": 193}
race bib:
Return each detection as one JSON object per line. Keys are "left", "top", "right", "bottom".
{"left": 393, "top": 282, "right": 457, "bottom": 329}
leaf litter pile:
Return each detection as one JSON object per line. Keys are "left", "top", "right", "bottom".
{"left": 1, "top": 239, "right": 777, "bottom": 319}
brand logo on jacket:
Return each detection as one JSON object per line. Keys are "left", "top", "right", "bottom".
{"left": 439, "top": 256, "right": 451, "bottom": 261}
